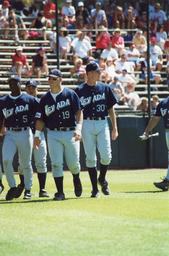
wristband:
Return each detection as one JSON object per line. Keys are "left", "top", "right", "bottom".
{"left": 35, "top": 130, "right": 41, "bottom": 138}
{"left": 76, "top": 123, "right": 82, "bottom": 131}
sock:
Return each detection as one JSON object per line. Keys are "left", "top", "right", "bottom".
{"left": 166, "top": 166, "right": 169, "bottom": 180}
{"left": 99, "top": 163, "right": 109, "bottom": 182}
{"left": 19, "top": 174, "right": 24, "bottom": 187}
{"left": 37, "top": 172, "right": 47, "bottom": 191}
{"left": 88, "top": 167, "right": 98, "bottom": 192}
{"left": 72, "top": 173, "right": 80, "bottom": 184}
{"left": 54, "top": 177, "right": 64, "bottom": 194}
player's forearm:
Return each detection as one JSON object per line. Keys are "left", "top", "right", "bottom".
{"left": 35, "top": 119, "right": 45, "bottom": 133}
{"left": 108, "top": 107, "right": 118, "bottom": 131}
{"left": 76, "top": 109, "right": 83, "bottom": 125}
{"left": 144, "top": 116, "right": 161, "bottom": 134}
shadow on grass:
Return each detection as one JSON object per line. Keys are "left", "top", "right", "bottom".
{"left": 124, "top": 190, "right": 164, "bottom": 193}
{"left": 0, "top": 196, "right": 89, "bottom": 204}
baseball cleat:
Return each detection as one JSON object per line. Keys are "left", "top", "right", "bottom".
{"left": 15, "top": 184, "right": 24, "bottom": 198}
{"left": 23, "top": 190, "right": 32, "bottom": 199}
{"left": 0, "top": 184, "right": 4, "bottom": 194}
{"left": 6, "top": 187, "right": 20, "bottom": 200}
{"left": 73, "top": 179, "right": 82, "bottom": 197}
{"left": 53, "top": 192, "right": 65, "bottom": 201}
{"left": 154, "top": 178, "right": 169, "bottom": 191}
{"left": 98, "top": 179, "right": 110, "bottom": 195}
{"left": 39, "top": 189, "right": 49, "bottom": 198}
{"left": 91, "top": 190, "right": 100, "bottom": 198}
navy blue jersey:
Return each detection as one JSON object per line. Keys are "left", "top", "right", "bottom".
{"left": 30, "top": 97, "right": 40, "bottom": 133}
{"left": 75, "top": 82, "right": 118, "bottom": 119}
{"left": 0, "top": 93, "right": 38, "bottom": 128}
{"left": 154, "top": 97, "right": 169, "bottom": 129}
{"left": 35, "top": 88, "right": 81, "bottom": 129}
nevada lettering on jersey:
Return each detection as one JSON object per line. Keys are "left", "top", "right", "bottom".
{"left": 80, "top": 93, "right": 105, "bottom": 106}
{"left": 93, "top": 93, "right": 105, "bottom": 103}
{"left": 15, "top": 104, "right": 29, "bottom": 114}
{"left": 2, "top": 104, "right": 29, "bottom": 118}
{"left": 2, "top": 108, "right": 14, "bottom": 118}
{"left": 160, "top": 108, "right": 168, "bottom": 117}
{"left": 45, "top": 99, "right": 71, "bottom": 116}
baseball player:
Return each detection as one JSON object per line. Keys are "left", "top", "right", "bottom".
{"left": 75, "top": 61, "right": 118, "bottom": 198}
{"left": 142, "top": 97, "right": 169, "bottom": 191}
{"left": 0, "top": 75, "right": 38, "bottom": 200}
{"left": 17, "top": 79, "right": 49, "bottom": 198}
{"left": 34, "top": 69, "right": 83, "bottom": 201}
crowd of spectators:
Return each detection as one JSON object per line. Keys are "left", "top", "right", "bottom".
{"left": 0, "top": 0, "right": 168, "bottom": 111}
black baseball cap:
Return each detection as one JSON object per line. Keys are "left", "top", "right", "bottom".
{"left": 26, "top": 79, "right": 37, "bottom": 87}
{"left": 8, "top": 75, "right": 21, "bottom": 83}
{"left": 86, "top": 61, "right": 103, "bottom": 72}
{"left": 48, "top": 69, "right": 62, "bottom": 78}
{"left": 122, "top": 69, "right": 127, "bottom": 73}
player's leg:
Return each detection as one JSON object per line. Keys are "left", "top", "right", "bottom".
{"left": 47, "top": 131, "right": 65, "bottom": 200}
{"left": 16, "top": 159, "right": 25, "bottom": 198}
{"left": 82, "top": 120, "right": 99, "bottom": 197}
{"left": 64, "top": 131, "right": 82, "bottom": 197}
{"left": 33, "top": 133, "right": 49, "bottom": 197}
{"left": 2, "top": 132, "right": 19, "bottom": 200}
{"left": 154, "top": 131, "right": 169, "bottom": 191}
{"left": 97, "top": 121, "right": 112, "bottom": 195}
{"left": 0, "top": 164, "right": 4, "bottom": 195}
{"left": 18, "top": 130, "right": 33, "bottom": 199}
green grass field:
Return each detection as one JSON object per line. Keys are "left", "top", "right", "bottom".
{"left": 0, "top": 169, "right": 169, "bottom": 256}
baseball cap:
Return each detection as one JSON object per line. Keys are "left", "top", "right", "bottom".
{"left": 86, "top": 61, "right": 103, "bottom": 72}
{"left": 38, "top": 46, "right": 45, "bottom": 51}
{"left": 114, "top": 76, "right": 119, "bottom": 80}
{"left": 16, "top": 46, "right": 23, "bottom": 51}
{"left": 26, "top": 79, "right": 37, "bottom": 87}
{"left": 122, "top": 69, "right": 127, "bottom": 73}
{"left": 78, "top": 2, "right": 84, "bottom": 7}
{"left": 48, "top": 69, "right": 62, "bottom": 78}
{"left": 3, "top": 1, "right": 11, "bottom": 7}
{"left": 8, "top": 75, "right": 21, "bottom": 83}
{"left": 65, "top": 0, "right": 71, "bottom": 2}
{"left": 96, "top": 2, "right": 101, "bottom": 6}
{"left": 151, "top": 37, "right": 156, "bottom": 41}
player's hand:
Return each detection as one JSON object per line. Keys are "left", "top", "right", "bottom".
{"left": 74, "top": 129, "right": 82, "bottom": 141}
{"left": 0, "top": 126, "right": 6, "bottom": 136}
{"left": 34, "top": 137, "right": 40, "bottom": 150}
{"left": 111, "top": 129, "right": 118, "bottom": 140}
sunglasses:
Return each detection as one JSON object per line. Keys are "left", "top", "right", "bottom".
{"left": 48, "top": 77, "right": 58, "bottom": 81}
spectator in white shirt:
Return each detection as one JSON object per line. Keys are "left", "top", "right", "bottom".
{"left": 71, "top": 31, "right": 92, "bottom": 65}
{"left": 150, "top": 37, "right": 163, "bottom": 71}
{"left": 126, "top": 43, "right": 140, "bottom": 71}
{"left": 61, "top": 0, "right": 76, "bottom": 29}
{"left": 156, "top": 25, "right": 167, "bottom": 51}
{"left": 101, "top": 41, "right": 118, "bottom": 64}
{"left": 118, "top": 69, "right": 136, "bottom": 91}
{"left": 115, "top": 54, "right": 135, "bottom": 75}
{"left": 91, "top": 1, "right": 108, "bottom": 29}
{"left": 109, "top": 76, "right": 124, "bottom": 103}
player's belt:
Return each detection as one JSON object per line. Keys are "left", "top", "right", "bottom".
{"left": 84, "top": 117, "right": 107, "bottom": 121}
{"left": 7, "top": 127, "right": 28, "bottom": 132}
{"left": 49, "top": 127, "right": 75, "bottom": 131}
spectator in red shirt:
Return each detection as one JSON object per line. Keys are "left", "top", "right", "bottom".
{"left": 112, "top": 6, "right": 125, "bottom": 29}
{"left": 11, "top": 46, "right": 30, "bottom": 78}
{"left": 44, "top": 0, "right": 56, "bottom": 25}
{"left": 111, "top": 28, "right": 125, "bottom": 57}
{"left": 94, "top": 25, "right": 110, "bottom": 59}
{"left": 137, "top": 11, "right": 151, "bottom": 30}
